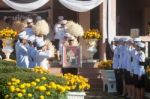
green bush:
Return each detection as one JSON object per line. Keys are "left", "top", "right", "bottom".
{"left": 0, "top": 60, "right": 67, "bottom": 99}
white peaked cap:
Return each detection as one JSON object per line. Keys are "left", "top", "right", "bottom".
{"left": 113, "top": 37, "right": 120, "bottom": 41}
{"left": 19, "top": 31, "right": 28, "bottom": 39}
{"left": 58, "top": 16, "right": 64, "bottom": 20}
{"left": 136, "top": 42, "right": 145, "bottom": 48}
{"left": 36, "top": 39, "right": 46, "bottom": 47}
{"left": 36, "top": 16, "right": 42, "bottom": 21}
{"left": 133, "top": 37, "right": 141, "bottom": 42}
{"left": 28, "top": 35, "right": 36, "bottom": 42}
{"left": 27, "top": 18, "right": 33, "bottom": 23}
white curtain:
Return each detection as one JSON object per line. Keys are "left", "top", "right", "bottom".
{"left": 58, "top": 0, "right": 103, "bottom": 12}
{"left": 3, "top": 0, "right": 49, "bottom": 12}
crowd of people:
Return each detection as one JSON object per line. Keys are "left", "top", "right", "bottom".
{"left": 14, "top": 15, "right": 79, "bottom": 70}
{"left": 112, "top": 37, "right": 145, "bottom": 99}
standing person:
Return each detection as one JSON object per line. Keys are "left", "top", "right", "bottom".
{"left": 112, "top": 37, "right": 121, "bottom": 95}
{"left": 28, "top": 35, "right": 37, "bottom": 68}
{"left": 15, "top": 31, "right": 29, "bottom": 68}
{"left": 135, "top": 42, "right": 145, "bottom": 99}
{"left": 25, "top": 18, "right": 35, "bottom": 37}
{"left": 35, "top": 40, "right": 52, "bottom": 70}
{"left": 54, "top": 16, "right": 65, "bottom": 50}
{"left": 116, "top": 38, "right": 124, "bottom": 95}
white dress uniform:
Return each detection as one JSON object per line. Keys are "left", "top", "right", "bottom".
{"left": 136, "top": 42, "right": 145, "bottom": 77}
{"left": 35, "top": 40, "right": 52, "bottom": 70}
{"left": 15, "top": 31, "right": 29, "bottom": 68}
{"left": 28, "top": 35, "right": 37, "bottom": 68}
{"left": 113, "top": 45, "right": 120, "bottom": 69}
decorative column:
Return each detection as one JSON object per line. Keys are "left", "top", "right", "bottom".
{"left": 78, "top": 11, "right": 90, "bottom": 61}
{"left": 99, "top": 1, "right": 107, "bottom": 61}
{"left": 47, "top": 0, "right": 54, "bottom": 41}
{"left": 108, "top": 0, "right": 116, "bottom": 42}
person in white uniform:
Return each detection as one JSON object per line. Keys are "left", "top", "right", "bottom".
{"left": 25, "top": 18, "right": 35, "bottom": 37}
{"left": 112, "top": 37, "right": 121, "bottom": 95}
{"left": 15, "top": 31, "right": 29, "bottom": 68}
{"left": 28, "top": 35, "right": 37, "bottom": 68}
{"left": 35, "top": 40, "right": 52, "bottom": 70}
{"left": 135, "top": 42, "right": 145, "bottom": 99}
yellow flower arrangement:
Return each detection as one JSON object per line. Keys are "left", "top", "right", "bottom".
{"left": 31, "top": 66, "right": 49, "bottom": 74}
{"left": 0, "top": 27, "right": 18, "bottom": 39}
{"left": 97, "top": 60, "right": 113, "bottom": 70}
{"left": 63, "top": 73, "right": 90, "bottom": 92}
{"left": 83, "top": 29, "right": 101, "bottom": 39}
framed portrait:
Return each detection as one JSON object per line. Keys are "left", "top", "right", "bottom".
{"left": 62, "top": 46, "right": 82, "bottom": 68}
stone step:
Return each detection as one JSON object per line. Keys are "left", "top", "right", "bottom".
{"left": 78, "top": 72, "right": 101, "bottom": 79}
{"left": 78, "top": 68, "right": 101, "bottom": 73}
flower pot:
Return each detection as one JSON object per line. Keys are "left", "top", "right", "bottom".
{"left": 100, "top": 70, "right": 116, "bottom": 93}
{"left": 67, "top": 92, "right": 86, "bottom": 99}
{"left": 87, "top": 39, "right": 97, "bottom": 60}
{"left": 2, "top": 38, "right": 14, "bottom": 60}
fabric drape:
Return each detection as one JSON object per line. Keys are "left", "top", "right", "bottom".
{"left": 3, "top": 0, "right": 49, "bottom": 12}
{"left": 58, "top": 0, "right": 103, "bottom": 12}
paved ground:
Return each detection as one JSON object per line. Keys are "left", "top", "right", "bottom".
{"left": 85, "top": 92, "right": 124, "bottom": 99}
{"left": 85, "top": 91, "right": 150, "bottom": 99}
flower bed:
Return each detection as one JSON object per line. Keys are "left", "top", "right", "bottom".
{"left": 0, "top": 61, "right": 90, "bottom": 99}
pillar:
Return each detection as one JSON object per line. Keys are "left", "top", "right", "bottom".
{"left": 78, "top": 11, "right": 90, "bottom": 60}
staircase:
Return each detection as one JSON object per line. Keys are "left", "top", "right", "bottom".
{"left": 50, "top": 61, "right": 103, "bottom": 91}
{"left": 78, "top": 62, "right": 103, "bottom": 92}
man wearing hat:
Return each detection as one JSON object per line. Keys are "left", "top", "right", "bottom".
{"left": 35, "top": 40, "right": 52, "bottom": 70}
{"left": 112, "top": 37, "right": 121, "bottom": 95}
{"left": 28, "top": 35, "right": 37, "bottom": 68}
{"left": 15, "top": 31, "right": 29, "bottom": 68}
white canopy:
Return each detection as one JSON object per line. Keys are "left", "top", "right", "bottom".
{"left": 58, "top": 0, "right": 104, "bottom": 12}
{"left": 3, "top": 0, "right": 49, "bottom": 12}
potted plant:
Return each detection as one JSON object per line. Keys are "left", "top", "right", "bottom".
{"left": 0, "top": 27, "right": 17, "bottom": 60}
{"left": 63, "top": 73, "right": 90, "bottom": 99}
{"left": 83, "top": 29, "right": 102, "bottom": 60}
{"left": 97, "top": 60, "right": 116, "bottom": 93}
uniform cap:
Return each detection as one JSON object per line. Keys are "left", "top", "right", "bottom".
{"left": 19, "top": 31, "right": 28, "bottom": 40}
{"left": 113, "top": 37, "right": 120, "bottom": 41}
{"left": 136, "top": 42, "right": 145, "bottom": 48}
{"left": 36, "top": 40, "right": 46, "bottom": 47}
{"left": 133, "top": 37, "right": 141, "bottom": 42}
{"left": 28, "top": 35, "right": 36, "bottom": 42}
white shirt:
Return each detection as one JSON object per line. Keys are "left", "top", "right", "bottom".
{"left": 137, "top": 51, "right": 145, "bottom": 77}
{"left": 54, "top": 23, "right": 65, "bottom": 40}
{"left": 28, "top": 46, "right": 37, "bottom": 68}
{"left": 35, "top": 50, "right": 52, "bottom": 70}
{"left": 112, "top": 45, "right": 119, "bottom": 69}
{"left": 16, "top": 43, "right": 29, "bottom": 68}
